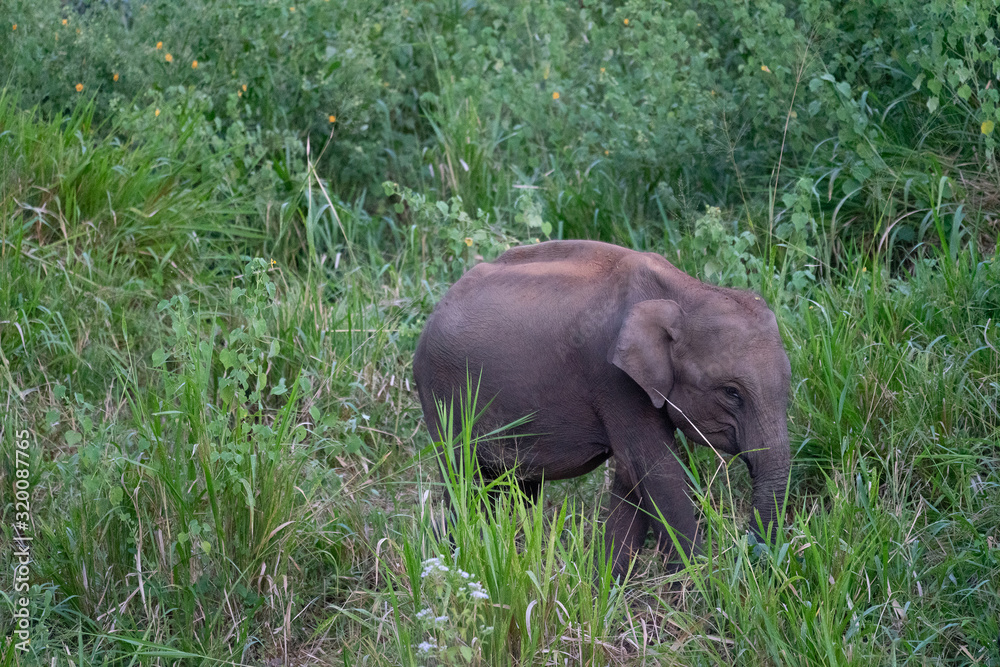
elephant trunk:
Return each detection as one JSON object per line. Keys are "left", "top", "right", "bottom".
{"left": 744, "top": 424, "right": 790, "bottom": 544}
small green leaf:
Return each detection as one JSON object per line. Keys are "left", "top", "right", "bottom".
{"left": 841, "top": 178, "right": 861, "bottom": 195}
{"left": 219, "top": 381, "right": 236, "bottom": 404}
{"left": 927, "top": 79, "right": 942, "bottom": 96}
{"left": 152, "top": 347, "right": 167, "bottom": 367}
{"left": 459, "top": 646, "right": 473, "bottom": 662}
{"left": 344, "top": 433, "right": 364, "bottom": 455}
{"left": 926, "top": 96, "right": 939, "bottom": 113}
{"left": 201, "top": 541, "right": 212, "bottom": 555}
{"left": 957, "top": 84, "right": 972, "bottom": 101}
{"left": 65, "top": 431, "right": 82, "bottom": 446}
{"left": 982, "top": 120, "right": 995, "bottom": 136}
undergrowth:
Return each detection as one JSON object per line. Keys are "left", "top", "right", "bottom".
{"left": 2, "top": 0, "right": 999, "bottom": 664}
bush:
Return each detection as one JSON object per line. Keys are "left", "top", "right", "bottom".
{"left": 5, "top": 0, "right": 998, "bottom": 257}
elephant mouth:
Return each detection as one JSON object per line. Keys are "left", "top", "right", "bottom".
{"left": 685, "top": 425, "right": 738, "bottom": 456}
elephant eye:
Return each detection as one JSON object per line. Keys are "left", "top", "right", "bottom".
{"left": 724, "top": 386, "right": 744, "bottom": 406}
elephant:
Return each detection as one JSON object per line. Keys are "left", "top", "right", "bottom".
{"left": 413, "top": 240, "right": 791, "bottom": 577}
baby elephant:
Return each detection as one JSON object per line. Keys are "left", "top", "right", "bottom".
{"left": 413, "top": 240, "right": 791, "bottom": 577}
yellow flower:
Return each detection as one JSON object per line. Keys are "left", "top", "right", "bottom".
{"left": 761, "top": 65, "right": 771, "bottom": 73}
{"left": 156, "top": 41, "right": 162, "bottom": 49}
{"left": 983, "top": 120, "right": 995, "bottom": 136}
{"left": 329, "top": 115, "right": 336, "bottom": 123}
{"left": 62, "top": 18, "right": 68, "bottom": 25}
{"left": 165, "top": 53, "right": 173, "bottom": 62}
{"left": 600, "top": 67, "right": 605, "bottom": 73}
{"left": 191, "top": 60, "right": 198, "bottom": 68}
{"left": 75, "top": 83, "right": 83, "bottom": 92}
{"left": 270, "top": 258, "right": 277, "bottom": 268}
{"left": 623, "top": 18, "right": 629, "bottom": 25}
{"left": 604, "top": 150, "right": 609, "bottom": 156}
{"left": 464, "top": 237, "right": 473, "bottom": 247}
{"left": 289, "top": 6, "right": 295, "bottom": 11}
{"left": 238, "top": 90, "right": 242, "bottom": 97}
{"left": 113, "top": 72, "right": 119, "bottom": 82}
{"left": 155, "top": 108, "right": 160, "bottom": 117}
{"left": 12, "top": 23, "right": 16, "bottom": 30}
{"left": 241, "top": 84, "right": 247, "bottom": 91}
{"left": 552, "top": 91, "right": 560, "bottom": 100}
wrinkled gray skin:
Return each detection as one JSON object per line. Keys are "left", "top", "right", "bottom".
{"left": 413, "top": 240, "right": 791, "bottom": 577}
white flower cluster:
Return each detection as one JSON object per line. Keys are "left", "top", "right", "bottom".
{"left": 416, "top": 637, "right": 440, "bottom": 654}
{"left": 466, "top": 582, "right": 489, "bottom": 601}
{"left": 413, "top": 558, "right": 492, "bottom": 662}
{"left": 416, "top": 608, "right": 450, "bottom": 624}
{"left": 420, "top": 556, "right": 451, "bottom": 578}
{"left": 418, "top": 556, "right": 490, "bottom": 610}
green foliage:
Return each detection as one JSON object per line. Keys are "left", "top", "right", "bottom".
{"left": 686, "top": 206, "right": 762, "bottom": 289}
{"left": 6, "top": 0, "right": 999, "bottom": 253}
{"left": 2, "top": 0, "right": 422, "bottom": 193}
{"left": 383, "top": 180, "right": 520, "bottom": 282}
{"left": 7, "top": 259, "right": 318, "bottom": 662}
{"left": 2, "top": 0, "right": 1000, "bottom": 664}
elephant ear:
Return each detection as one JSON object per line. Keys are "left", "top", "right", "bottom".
{"left": 609, "top": 299, "right": 682, "bottom": 409}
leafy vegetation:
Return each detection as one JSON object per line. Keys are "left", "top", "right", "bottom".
{"left": 1, "top": 0, "right": 998, "bottom": 664}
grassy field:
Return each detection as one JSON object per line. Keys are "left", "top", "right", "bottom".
{"left": 2, "top": 0, "right": 1000, "bottom": 665}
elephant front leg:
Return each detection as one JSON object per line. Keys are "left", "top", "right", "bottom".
{"left": 638, "top": 449, "right": 701, "bottom": 565}
{"left": 603, "top": 423, "right": 701, "bottom": 578}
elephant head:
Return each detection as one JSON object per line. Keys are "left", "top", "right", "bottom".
{"left": 610, "top": 292, "right": 791, "bottom": 543}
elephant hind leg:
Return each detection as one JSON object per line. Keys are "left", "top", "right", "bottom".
{"left": 517, "top": 478, "right": 541, "bottom": 501}
{"left": 605, "top": 463, "right": 650, "bottom": 579}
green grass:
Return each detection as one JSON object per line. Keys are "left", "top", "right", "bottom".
{"left": 2, "top": 0, "right": 1000, "bottom": 664}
